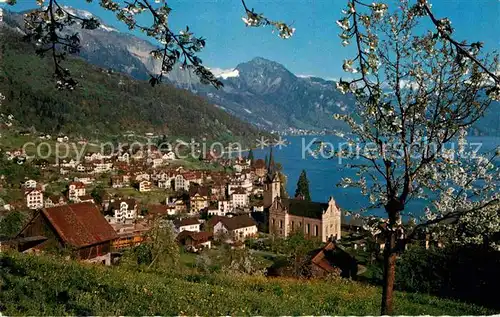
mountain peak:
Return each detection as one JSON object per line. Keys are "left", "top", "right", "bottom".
{"left": 236, "top": 57, "right": 293, "bottom": 76}
{"left": 249, "top": 56, "right": 273, "bottom": 63}
{"left": 61, "top": 6, "right": 117, "bottom": 32}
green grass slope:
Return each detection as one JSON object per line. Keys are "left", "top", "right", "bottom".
{"left": 0, "top": 252, "right": 493, "bottom": 316}
{"left": 0, "top": 28, "right": 264, "bottom": 142}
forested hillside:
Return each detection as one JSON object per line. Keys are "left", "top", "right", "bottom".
{"left": 0, "top": 29, "right": 264, "bottom": 141}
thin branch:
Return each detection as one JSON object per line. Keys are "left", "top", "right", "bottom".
{"left": 423, "top": 3, "right": 499, "bottom": 84}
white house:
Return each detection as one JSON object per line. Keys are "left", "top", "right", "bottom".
{"left": 233, "top": 162, "right": 243, "bottom": 173}
{"left": 25, "top": 188, "right": 44, "bottom": 210}
{"left": 44, "top": 195, "right": 67, "bottom": 208}
{"left": 56, "top": 136, "right": 69, "bottom": 143}
{"left": 68, "top": 182, "right": 86, "bottom": 201}
{"left": 110, "top": 199, "right": 138, "bottom": 223}
{"left": 175, "top": 174, "right": 189, "bottom": 191}
{"left": 231, "top": 188, "right": 249, "bottom": 208}
{"left": 157, "top": 179, "right": 172, "bottom": 189}
{"left": 139, "top": 180, "right": 152, "bottom": 192}
{"left": 174, "top": 218, "right": 201, "bottom": 233}
{"left": 162, "top": 151, "right": 176, "bottom": 160}
{"left": 208, "top": 200, "right": 233, "bottom": 216}
{"left": 213, "top": 215, "right": 257, "bottom": 241}
{"left": 23, "top": 179, "right": 37, "bottom": 189}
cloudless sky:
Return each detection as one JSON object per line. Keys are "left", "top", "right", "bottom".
{"left": 3, "top": 0, "right": 499, "bottom": 79}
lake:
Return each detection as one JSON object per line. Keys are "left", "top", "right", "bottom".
{"left": 250, "top": 135, "right": 499, "bottom": 218}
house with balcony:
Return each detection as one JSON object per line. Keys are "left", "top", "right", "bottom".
{"left": 109, "top": 199, "right": 138, "bottom": 224}
{"left": 25, "top": 188, "right": 44, "bottom": 210}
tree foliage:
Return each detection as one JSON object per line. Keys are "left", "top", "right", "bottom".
{"left": 247, "top": 148, "right": 254, "bottom": 163}
{"left": 294, "top": 169, "right": 311, "bottom": 201}
{"left": 396, "top": 245, "right": 500, "bottom": 309}
{"left": 329, "top": 0, "right": 499, "bottom": 313}
{"left": 0, "top": 210, "right": 26, "bottom": 238}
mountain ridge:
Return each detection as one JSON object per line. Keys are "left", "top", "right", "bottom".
{"left": 1, "top": 8, "right": 498, "bottom": 136}
{"left": 0, "top": 27, "right": 266, "bottom": 143}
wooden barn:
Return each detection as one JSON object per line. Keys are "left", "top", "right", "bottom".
{"left": 17, "top": 202, "right": 118, "bottom": 265}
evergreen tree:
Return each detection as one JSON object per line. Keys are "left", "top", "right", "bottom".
{"left": 294, "top": 170, "right": 311, "bottom": 201}
{"left": 247, "top": 149, "right": 254, "bottom": 163}
{"left": 91, "top": 185, "right": 106, "bottom": 205}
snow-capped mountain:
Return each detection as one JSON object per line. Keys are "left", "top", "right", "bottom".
{"left": 2, "top": 7, "right": 498, "bottom": 135}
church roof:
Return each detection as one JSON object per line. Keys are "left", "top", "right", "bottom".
{"left": 282, "top": 198, "right": 329, "bottom": 219}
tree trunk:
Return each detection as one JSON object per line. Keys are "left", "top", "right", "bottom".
{"left": 381, "top": 229, "right": 397, "bottom": 315}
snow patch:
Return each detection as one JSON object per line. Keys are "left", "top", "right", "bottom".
{"left": 209, "top": 67, "right": 240, "bottom": 79}
{"left": 100, "top": 24, "right": 117, "bottom": 32}
{"left": 62, "top": 6, "right": 94, "bottom": 19}
{"left": 244, "top": 108, "right": 252, "bottom": 114}
{"left": 262, "top": 118, "right": 273, "bottom": 126}
{"left": 297, "top": 74, "right": 315, "bottom": 78}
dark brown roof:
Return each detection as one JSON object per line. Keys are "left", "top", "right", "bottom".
{"left": 69, "top": 181, "right": 85, "bottom": 189}
{"left": 174, "top": 217, "right": 200, "bottom": 227}
{"left": 110, "top": 199, "right": 137, "bottom": 210}
{"left": 177, "top": 230, "right": 212, "bottom": 243}
{"left": 41, "top": 202, "right": 118, "bottom": 248}
{"left": 189, "top": 185, "right": 209, "bottom": 197}
{"left": 231, "top": 187, "right": 246, "bottom": 195}
{"left": 206, "top": 215, "right": 226, "bottom": 228}
{"left": 281, "top": 198, "right": 328, "bottom": 219}
{"left": 79, "top": 195, "right": 94, "bottom": 201}
{"left": 148, "top": 204, "right": 169, "bottom": 215}
{"left": 311, "top": 241, "right": 337, "bottom": 273}
{"left": 48, "top": 194, "right": 67, "bottom": 203}
{"left": 218, "top": 215, "right": 256, "bottom": 231}
{"left": 253, "top": 159, "right": 266, "bottom": 169}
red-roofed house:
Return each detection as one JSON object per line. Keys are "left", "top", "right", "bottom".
{"left": 68, "top": 181, "right": 86, "bottom": 201}
{"left": 177, "top": 230, "right": 212, "bottom": 251}
{"left": 17, "top": 202, "right": 118, "bottom": 264}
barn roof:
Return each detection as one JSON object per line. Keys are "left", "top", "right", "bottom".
{"left": 41, "top": 202, "right": 117, "bottom": 248}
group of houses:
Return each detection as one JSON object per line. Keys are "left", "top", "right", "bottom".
{"left": 3, "top": 143, "right": 351, "bottom": 268}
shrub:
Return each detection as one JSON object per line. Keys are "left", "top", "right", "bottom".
{"left": 396, "top": 245, "right": 500, "bottom": 309}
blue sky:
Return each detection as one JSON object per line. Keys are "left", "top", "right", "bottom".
{"left": 3, "top": 0, "right": 499, "bottom": 79}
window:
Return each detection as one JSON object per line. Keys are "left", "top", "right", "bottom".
{"left": 279, "top": 220, "right": 283, "bottom": 229}
{"left": 291, "top": 221, "right": 295, "bottom": 230}
{"left": 306, "top": 224, "right": 310, "bottom": 234}
{"left": 314, "top": 225, "right": 318, "bottom": 236}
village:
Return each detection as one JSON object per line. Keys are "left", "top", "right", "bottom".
{"left": 0, "top": 133, "right": 364, "bottom": 275}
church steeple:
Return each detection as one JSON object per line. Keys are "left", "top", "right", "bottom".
{"left": 267, "top": 147, "right": 276, "bottom": 176}
{"left": 271, "top": 171, "right": 281, "bottom": 203}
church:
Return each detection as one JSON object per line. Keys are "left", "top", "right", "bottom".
{"left": 264, "top": 173, "right": 342, "bottom": 242}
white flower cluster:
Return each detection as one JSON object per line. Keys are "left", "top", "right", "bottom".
{"left": 277, "top": 23, "right": 295, "bottom": 39}
{"left": 371, "top": 3, "right": 388, "bottom": 20}
{"left": 336, "top": 18, "right": 351, "bottom": 31}
{"left": 242, "top": 15, "right": 260, "bottom": 27}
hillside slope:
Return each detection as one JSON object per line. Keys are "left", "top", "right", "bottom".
{"left": 0, "top": 252, "right": 493, "bottom": 315}
{"left": 0, "top": 28, "right": 264, "bottom": 142}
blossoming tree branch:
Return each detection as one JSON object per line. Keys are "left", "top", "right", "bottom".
{"left": 332, "top": 0, "right": 498, "bottom": 314}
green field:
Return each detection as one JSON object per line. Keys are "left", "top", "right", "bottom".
{"left": 0, "top": 251, "right": 493, "bottom": 316}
